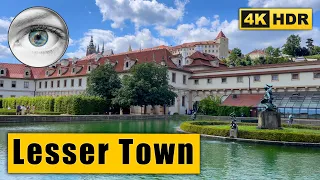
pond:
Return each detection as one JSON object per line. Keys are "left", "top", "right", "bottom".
{"left": 0, "top": 119, "right": 319, "bottom": 180}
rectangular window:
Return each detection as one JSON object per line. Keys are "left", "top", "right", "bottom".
{"left": 271, "top": 74, "right": 279, "bottom": 81}
{"left": 11, "top": 81, "right": 16, "bottom": 88}
{"left": 71, "top": 79, "right": 74, "bottom": 87}
{"left": 314, "top": 72, "right": 320, "bottom": 79}
{"left": 45, "top": 81, "right": 47, "bottom": 88}
{"left": 39, "top": 82, "right": 42, "bottom": 88}
{"left": 57, "top": 80, "right": 60, "bottom": 88}
{"left": 194, "top": 79, "right": 199, "bottom": 85}
{"left": 11, "top": 95, "right": 15, "bottom": 97}
{"left": 207, "top": 79, "right": 212, "bottom": 84}
{"left": 253, "top": 75, "right": 260, "bottom": 82}
{"left": 51, "top": 81, "right": 54, "bottom": 88}
{"left": 172, "top": 73, "right": 176, "bottom": 83}
{"left": 0, "top": 80, "right": 3, "bottom": 87}
{"left": 183, "top": 75, "right": 187, "bottom": 85}
{"left": 79, "top": 78, "right": 82, "bottom": 87}
{"left": 64, "top": 80, "right": 67, "bottom": 87}
{"left": 292, "top": 73, "right": 299, "bottom": 80}
{"left": 24, "top": 81, "right": 29, "bottom": 88}
{"left": 182, "top": 96, "right": 185, "bottom": 107}
{"left": 237, "top": 76, "right": 243, "bottom": 83}
{"left": 221, "top": 78, "right": 227, "bottom": 83}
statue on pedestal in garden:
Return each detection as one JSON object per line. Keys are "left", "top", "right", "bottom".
{"left": 260, "top": 84, "right": 277, "bottom": 111}
{"left": 258, "top": 84, "right": 282, "bottom": 129}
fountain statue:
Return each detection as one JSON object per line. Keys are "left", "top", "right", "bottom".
{"left": 260, "top": 84, "right": 277, "bottom": 111}
{"left": 258, "top": 84, "right": 282, "bottom": 129}
{"left": 229, "top": 112, "right": 238, "bottom": 138}
{"left": 191, "top": 101, "right": 199, "bottom": 121}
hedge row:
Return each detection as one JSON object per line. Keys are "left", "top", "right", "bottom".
{"left": 54, "top": 95, "right": 107, "bottom": 115}
{"left": 216, "top": 106, "right": 251, "bottom": 117}
{"left": 1, "top": 95, "right": 107, "bottom": 115}
{"left": 0, "top": 108, "right": 62, "bottom": 115}
{"left": 180, "top": 121, "right": 320, "bottom": 143}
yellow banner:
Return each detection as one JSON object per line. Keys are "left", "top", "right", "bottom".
{"left": 239, "top": 8, "right": 313, "bottom": 30}
{"left": 8, "top": 133, "right": 200, "bottom": 174}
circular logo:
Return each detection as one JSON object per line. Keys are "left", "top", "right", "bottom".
{"left": 8, "top": 6, "right": 69, "bottom": 67}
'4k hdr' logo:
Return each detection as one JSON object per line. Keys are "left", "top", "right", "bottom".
{"left": 239, "top": 8, "right": 312, "bottom": 30}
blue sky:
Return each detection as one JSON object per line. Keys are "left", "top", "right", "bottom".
{"left": 0, "top": 0, "right": 320, "bottom": 64}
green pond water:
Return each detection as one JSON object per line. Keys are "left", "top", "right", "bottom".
{"left": 0, "top": 119, "right": 319, "bottom": 180}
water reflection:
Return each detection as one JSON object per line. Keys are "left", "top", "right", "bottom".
{"left": 0, "top": 119, "right": 319, "bottom": 180}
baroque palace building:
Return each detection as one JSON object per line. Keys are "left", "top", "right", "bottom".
{"left": 1, "top": 31, "right": 320, "bottom": 115}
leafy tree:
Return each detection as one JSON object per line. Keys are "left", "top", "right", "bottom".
{"left": 306, "top": 38, "right": 314, "bottom": 53}
{"left": 114, "top": 63, "right": 177, "bottom": 114}
{"left": 228, "top": 48, "right": 242, "bottom": 67}
{"left": 265, "top": 46, "right": 274, "bottom": 57}
{"left": 282, "top": 34, "right": 301, "bottom": 57}
{"left": 273, "top": 48, "right": 281, "bottom": 57}
{"left": 311, "top": 46, "right": 320, "bottom": 55}
{"left": 199, "top": 95, "right": 222, "bottom": 115}
{"left": 86, "top": 64, "right": 121, "bottom": 108}
{"left": 295, "top": 47, "right": 310, "bottom": 56}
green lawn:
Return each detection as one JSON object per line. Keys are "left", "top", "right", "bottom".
{"left": 211, "top": 125, "right": 320, "bottom": 135}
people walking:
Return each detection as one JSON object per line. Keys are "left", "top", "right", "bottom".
{"left": 288, "top": 114, "right": 294, "bottom": 126}
{"left": 16, "top": 105, "right": 21, "bottom": 115}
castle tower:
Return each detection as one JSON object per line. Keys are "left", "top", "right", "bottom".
{"left": 215, "top": 30, "right": 229, "bottom": 59}
{"left": 101, "top": 43, "right": 104, "bottom": 55}
{"left": 86, "top": 36, "right": 97, "bottom": 56}
{"left": 97, "top": 45, "right": 100, "bottom": 54}
{"left": 128, "top": 44, "right": 132, "bottom": 52}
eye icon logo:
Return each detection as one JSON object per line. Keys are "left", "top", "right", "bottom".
{"left": 8, "top": 7, "right": 69, "bottom": 67}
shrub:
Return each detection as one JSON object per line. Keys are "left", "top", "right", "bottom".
{"left": 0, "top": 108, "right": 62, "bottom": 115}
{"left": 180, "top": 121, "right": 320, "bottom": 143}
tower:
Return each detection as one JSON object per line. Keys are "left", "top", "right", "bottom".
{"left": 86, "top": 36, "right": 97, "bottom": 56}
{"left": 215, "top": 30, "right": 229, "bottom": 59}
{"left": 97, "top": 45, "right": 100, "bottom": 54}
{"left": 101, "top": 42, "right": 104, "bottom": 55}
{"left": 128, "top": 44, "right": 132, "bottom": 52}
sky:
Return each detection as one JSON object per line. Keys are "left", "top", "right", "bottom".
{"left": 0, "top": 0, "right": 320, "bottom": 64}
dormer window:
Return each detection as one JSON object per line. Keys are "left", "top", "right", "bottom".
{"left": 25, "top": 71, "right": 29, "bottom": 76}
{"left": 178, "top": 60, "right": 181, "bottom": 66}
{"left": 0, "top": 69, "right": 4, "bottom": 75}
{"left": 72, "top": 67, "right": 75, "bottom": 73}
{"left": 46, "top": 71, "right": 49, "bottom": 76}
{"left": 126, "top": 62, "right": 129, "bottom": 68}
{"left": 88, "top": 65, "right": 91, "bottom": 72}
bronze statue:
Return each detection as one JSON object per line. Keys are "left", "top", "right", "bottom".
{"left": 230, "top": 112, "right": 237, "bottom": 129}
{"left": 260, "top": 84, "right": 277, "bottom": 111}
{"left": 191, "top": 101, "right": 199, "bottom": 121}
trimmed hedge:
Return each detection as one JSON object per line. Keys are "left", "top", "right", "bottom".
{"left": 216, "top": 106, "right": 251, "bottom": 117}
{"left": 1, "top": 95, "right": 107, "bottom": 115}
{"left": 0, "top": 109, "right": 62, "bottom": 115}
{"left": 180, "top": 121, "right": 320, "bottom": 143}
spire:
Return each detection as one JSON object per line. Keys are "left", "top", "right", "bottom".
{"left": 90, "top": 36, "right": 94, "bottom": 45}
{"left": 97, "top": 45, "right": 100, "bottom": 53}
{"left": 111, "top": 49, "right": 114, "bottom": 55}
{"left": 128, "top": 44, "right": 132, "bottom": 52}
{"left": 101, "top": 42, "right": 104, "bottom": 55}
{"left": 215, "top": 30, "right": 227, "bottom": 40}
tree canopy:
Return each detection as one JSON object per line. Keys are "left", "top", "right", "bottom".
{"left": 86, "top": 64, "right": 121, "bottom": 106}
{"left": 113, "top": 63, "right": 177, "bottom": 113}
{"left": 282, "top": 34, "right": 301, "bottom": 57}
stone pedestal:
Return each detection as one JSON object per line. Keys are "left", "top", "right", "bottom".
{"left": 258, "top": 111, "right": 282, "bottom": 129}
{"left": 229, "top": 128, "right": 238, "bottom": 138}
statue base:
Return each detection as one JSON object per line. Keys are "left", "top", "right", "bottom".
{"left": 229, "top": 127, "right": 238, "bottom": 138}
{"left": 257, "top": 111, "right": 282, "bottom": 129}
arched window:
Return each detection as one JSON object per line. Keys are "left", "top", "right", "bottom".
{"left": 88, "top": 66, "right": 91, "bottom": 72}
{"left": 126, "top": 61, "right": 129, "bottom": 68}
{"left": 178, "top": 60, "right": 181, "bottom": 66}
{"left": 0, "top": 69, "right": 4, "bottom": 75}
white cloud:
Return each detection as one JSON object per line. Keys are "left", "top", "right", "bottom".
{"left": 0, "top": 17, "right": 13, "bottom": 60}
{"left": 196, "top": 16, "right": 210, "bottom": 27}
{"left": 66, "top": 28, "right": 168, "bottom": 58}
{"left": 0, "top": 44, "right": 12, "bottom": 58}
{"left": 95, "top": 0, "right": 189, "bottom": 28}
{"left": 155, "top": 16, "right": 320, "bottom": 54}
{"left": 248, "top": 0, "right": 320, "bottom": 12}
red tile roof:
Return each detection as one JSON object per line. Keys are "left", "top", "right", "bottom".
{"left": 168, "top": 41, "right": 218, "bottom": 50}
{"left": 188, "top": 51, "right": 217, "bottom": 61}
{"left": 248, "top": 49, "right": 265, "bottom": 55}
{"left": 222, "top": 94, "right": 263, "bottom": 107}
{"left": 215, "top": 31, "right": 227, "bottom": 40}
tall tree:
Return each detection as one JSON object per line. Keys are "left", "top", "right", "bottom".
{"left": 282, "top": 34, "right": 301, "bottom": 57}
{"left": 113, "top": 63, "right": 177, "bottom": 114}
{"left": 306, "top": 38, "right": 314, "bottom": 53}
{"left": 228, "top": 48, "right": 242, "bottom": 67}
{"left": 311, "top": 46, "right": 320, "bottom": 55}
{"left": 265, "top": 46, "right": 274, "bottom": 57}
{"left": 86, "top": 64, "right": 121, "bottom": 108}
{"left": 273, "top": 48, "right": 281, "bottom": 57}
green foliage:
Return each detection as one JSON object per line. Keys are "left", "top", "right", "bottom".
{"left": 282, "top": 34, "right": 301, "bottom": 57}
{"left": 227, "top": 48, "right": 242, "bottom": 66}
{"left": 180, "top": 121, "right": 320, "bottom": 143}
{"left": 0, "top": 108, "right": 61, "bottom": 115}
{"left": 0, "top": 98, "right": 2, "bottom": 108}
{"left": 198, "top": 95, "right": 221, "bottom": 115}
{"left": 86, "top": 64, "right": 121, "bottom": 106}
{"left": 113, "top": 63, "right": 177, "bottom": 112}
{"left": 1, "top": 95, "right": 107, "bottom": 115}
